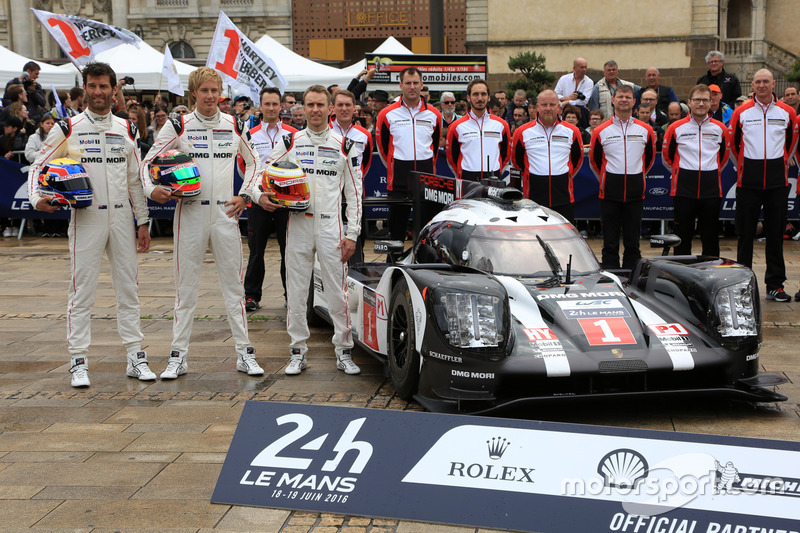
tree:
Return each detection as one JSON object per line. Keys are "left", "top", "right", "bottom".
{"left": 506, "top": 51, "right": 556, "bottom": 99}
{"left": 787, "top": 58, "right": 800, "bottom": 83}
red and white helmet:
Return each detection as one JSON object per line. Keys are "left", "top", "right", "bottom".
{"left": 261, "top": 161, "right": 310, "bottom": 211}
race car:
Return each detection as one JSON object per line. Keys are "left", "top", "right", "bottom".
{"left": 308, "top": 174, "right": 787, "bottom": 413}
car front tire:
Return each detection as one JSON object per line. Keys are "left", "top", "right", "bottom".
{"left": 388, "top": 278, "right": 420, "bottom": 399}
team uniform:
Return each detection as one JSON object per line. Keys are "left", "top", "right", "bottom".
{"left": 243, "top": 121, "right": 297, "bottom": 307}
{"left": 511, "top": 119, "right": 584, "bottom": 223}
{"left": 376, "top": 99, "right": 442, "bottom": 240}
{"left": 729, "top": 96, "right": 798, "bottom": 296}
{"left": 27, "top": 110, "right": 152, "bottom": 383}
{"left": 446, "top": 110, "right": 511, "bottom": 182}
{"left": 268, "top": 127, "right": 362, "bottom": 372}
{"left": 589, "top": 115, "right": 657, "bottom": 269}
{"left": 662, "top": 115, "right": 731, "bottom": 256}
{"left": 141, "top": 109, "right": 263, "bottom": 376}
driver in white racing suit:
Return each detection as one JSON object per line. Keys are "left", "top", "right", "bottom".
{"left": 27, "top": 62, "right": 154, "bottom": 387}
{"left": 267, "top": 85, "right": 363, "bottom": 375}
{"left": 143, "top": 67, "right": 273, "bottom": 379}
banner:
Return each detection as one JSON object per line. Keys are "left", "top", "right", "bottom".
{"left": 31, "top": 8, "right": 141, "bottom": 68}
{"left": 206, "top": 12, "right": 287, "bottom": 102}
{"left": 162, "top": 45, "right": 184, "bottom": 96}
{"left": 365, "top": 53, "right": 487, "bottom": 91}
{"left": 213, "top": 402, "right": 800, "bottom": 532}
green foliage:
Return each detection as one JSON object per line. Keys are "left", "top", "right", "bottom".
{"left": 506, "top": 51, "right": 556, "bottom": 98}
{"left": 787, "top": 59, "right": 800, "bottom": 82}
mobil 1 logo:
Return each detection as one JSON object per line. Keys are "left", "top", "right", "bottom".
{"left": 214, "top": 404, "right": 374, "bottom": 509}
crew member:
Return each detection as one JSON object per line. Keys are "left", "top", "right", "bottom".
{"left": 511, "top": 90, "right": 584, "bottom": 224}
{"left": 268, "top": 85, "right": 363, "bottom": 376}
{"left": 376, "top": 67, "right": 442, "bottom": 241}
{"left": 28, "top": 62, "right": 154, "bottom": 387}
{"left": 446, "top": 78, "right": 511, "bottom": 182}
{"left": 143, "top": 67, "right": 269, "bottom": 378}
{"left": 589, "top": 85, "right": 657, "bottom": 270}
{"left": 662, "top": 84, "right": 731, "bottom": 257}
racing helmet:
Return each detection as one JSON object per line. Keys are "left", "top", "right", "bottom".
{"left": 37, "top": 158, "right": 92, "bottom": 208}
{"left": 148, "top": 150, "right": 201, "bottom": 197}
{"left": 262, "top": 161, "right": 310, "bottom": 211}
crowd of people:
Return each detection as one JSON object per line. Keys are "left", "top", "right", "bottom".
{"left": 4, "top": 51, "right": 800, "bottom": 387}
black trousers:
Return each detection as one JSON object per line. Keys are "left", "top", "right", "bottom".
{"left": 388, "top": 158, "right": 435, "bottom": 241}
{"left": 244, "top": 204, "right": 288, "bottom": 302}
{"left": 672, "top": 196, "right": 721, "bottom": 257}
{"left": 550, "top": 203, "right": 575, "bottom": 226}
{"left": 735, "top": 186, "right": 788, "bottom": 291}
{"left": 600, "top": 199, "right": 643, "bottom": 270}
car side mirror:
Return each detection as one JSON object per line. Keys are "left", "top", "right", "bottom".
{"left": 650, "top": 234, "right": 681, "bottom": 256}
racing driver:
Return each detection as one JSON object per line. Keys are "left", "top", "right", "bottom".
{"left": 268, "top": 84, "right": 363, "bottom": 376}
{"left": 28, "top": 61, "right": 153, "bottom": 387}
{"left": 143, "top": 67, "right": 273, "bottom": 379}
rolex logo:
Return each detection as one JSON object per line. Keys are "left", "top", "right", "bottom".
{"left": 487, "top": 437, "right": 510, "bottom": 460}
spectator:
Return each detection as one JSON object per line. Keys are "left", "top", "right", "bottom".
{"left": 734, "top": 95, "right": 750, "bottom": 109}
{"left": 127, "top": 101, "right": 152, "bottom": 159}
{"left": 563, "top": 105, "right": 591, "bottom": 145}
{"left": 0, "top": 85, "right": 26, "bottom": 125}
{"left": 494, "top": 90, "right": 508, "bottom": 117}
{"left": 279, "top": 108, "right": 292, "bottom": 126}
{"left": 290, "top": 104, "right": 306, "bottom": 129}
{"left": 782, "top": 86, "right": 799, "bottom": 115}
{"left": 527, "top": 98, "right": 537, "bottom": 121}
{"left": 281, "top": 93, "right": 296, "bottom": 109}
{"left": 697, "top": 51, "right": 741, "bottom": 108}
{"left": 0, "top": 117, "right": 26, "bottom": 164}
{"left": 420, "top": 85, "right": 430, "bottom": 103}
{"left": 662, "top": 84, "right": 731, "bottom": 257}
{"left": 376, "top": 67, "right": 442, "bottom": 240}
{"left": 346, "top": 67, "right": 376, "bottom": 101}
{"left": 504, "top": 89, "right": 528, "bottom": 124}
{"left": 68, "top": 87, "right": 84, "bottom": 114}
{"left": 589, "top": 84, "right": 657, "bottom": 269}
{"left": 639, "top": 89, "right": 669, "bottom": 130}
{"left": 509, "top": 106, "right": 528, "bottom": 135}
{"left": 585, "top": 109, "right": 605, "bottom": 137}
{"left": 439, "top": 91, "right": 460, "bottom": 147}
{"left": 218, "top": 96, "right": 232, "bottom": 114}
{"left": 233, "top": 96, "right": 257, "bottom": 128}
{"left": 454, "top": 100, "right": 467, "bottom": 117}
{"left": 512, "top": 90, "right": 584, "bottom": 224}
{"left": 171, "top": 105, "right": 189, "bottom": 119}
{"left": 636, "top": 67, "right": 678, "bottom": 114}
{"left": 589, "top": 60, "right": 639, "bottom": 120}
{"left": 25, "top": 114, "right": 55, "bottom": 163}
{"left": 47, "top": 90, "right": 75, "bottom": 119}
{"left": 369, "top": 89, "right": 389, "bottom": 113}
{"left": 555, "top": 57, "right": 593, "bottom": 125}
{"left": 149, "top": 104, "right": 168, "bottom": 138}
{"left": 662, "top": 101, "right": 685, "bottom": 133}
{"left": 708, "top": 84, "right": 732, "bottom": 126}
{"left": 3, "top": 61, "right": 46, "bottom": 122}
{"left": 489, "top": 96, "right": 502, "bottom": 117}
{"left": 7, "top": 101, "right": 37, "bottom": 137}
{"left": 729, "top": 69, "right": 799, "bottom": 302}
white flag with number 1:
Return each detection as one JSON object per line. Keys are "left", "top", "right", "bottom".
{"left": 162, "top": 45, "right": 184, "bottom": 96}
{"left": 206, "top": 11, "right": 287, "bottom": 102}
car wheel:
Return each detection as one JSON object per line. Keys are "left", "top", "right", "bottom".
{"left": 388, "top": 278, "right": 419, "bottom": 399}
{"left": 306, "top": 273, "right": 326, "bottom": 327}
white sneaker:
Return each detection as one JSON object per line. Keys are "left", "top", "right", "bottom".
{"left": 336, "top": 349, "right": 361, "bottom": 375}
{"left": 793, "top": 231, "right": 800, "bottom": 241}
{"left": 285, "top": 348, "right": 307, "bottom": 375}
{"left": 126, "top": 351, "right": 157, "bottom": 381}
{"left": 69, "top": 356, "right": 90, "bottom": 387}
{"left": 3, "top": 227, "right": 13, "bottom": 237}
{"left": 236, "top": 346, "right": 264, "bottom": 376}
{"left": 160, "top": 350, "right": 187, "bottom": 380}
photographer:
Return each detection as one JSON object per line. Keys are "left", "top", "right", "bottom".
{"left": 3, "top": 61, "right": 46, "bottom": 122}
{"left": 112, "top": 75, "right": 135, "bottom": 114}
{"left": 233, "top": 95, "right": 258, "bottom": 128}
{"left": 555, "top": 58, "right": 593, "bottom": 128}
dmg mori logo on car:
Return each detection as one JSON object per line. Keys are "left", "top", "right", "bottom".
{"left": 239, "top": 413, "right": 373, "bottom": 494}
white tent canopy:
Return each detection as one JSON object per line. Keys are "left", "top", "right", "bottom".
{"left": 253, "top": 35, "right": 351, "bottom": 92}
{"left": 0, "top": 44, "right": 77, "bottom": 92}
{"left": 58, "top": 41, "right": 196, "bottom": 92}
{"left": 341, "top": 37, "right": 414, "bottom": 77}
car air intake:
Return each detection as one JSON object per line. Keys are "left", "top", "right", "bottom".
{"left": 598, "top": 360, "right": 648, "bottom": 373}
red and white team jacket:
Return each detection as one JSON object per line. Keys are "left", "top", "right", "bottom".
{"left": 249, "top": 121, "right": 298, "bottom": 164}
{"left": 510, "top": 119, "right": 584, "bottom": 206}
{"left": 662, "top": 115, "right": 731, "bottom": 199}
{"left": 330, "top": 117, "right": 373, "bottom": 175}
{"left": 589, "top": 116, "right": 657, "bottom": 202}
{"left": 729, "top": 96, "right": 798, "bottom": 190}
{"left": 375, "top": 98, "right": 442, "bottom": 190}
{"left": 446, "top": 110, "right": 511, "bottom": 179}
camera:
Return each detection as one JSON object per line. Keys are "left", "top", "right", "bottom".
{"left": 575, "top": 91, "right": 586, "bottom": 101}
{"left": 122, "top": 76, "right": 135, "bottom": 86}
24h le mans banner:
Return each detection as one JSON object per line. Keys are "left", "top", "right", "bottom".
{"left": 31, "top": 8, "right": 141, "bottom": 68}
{"left": 207, "top": 12, "right": 287, "bottom": 102}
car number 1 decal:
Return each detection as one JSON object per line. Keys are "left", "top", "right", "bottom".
{"left": 578, "top": 318, "right": 636, "bottom": 346}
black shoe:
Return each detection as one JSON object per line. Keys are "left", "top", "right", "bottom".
{"left": 245, "top": 297, "right": 260, "bottom": 312}
{"left": 794, "top": 290, "right": 800, "bottom": 302}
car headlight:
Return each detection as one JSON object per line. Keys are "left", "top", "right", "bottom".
{"left": 714, "top": 279, "right": 758, "bottom": 337}
{"left": 432, "top": 289, "right": 504, "bottom": 348}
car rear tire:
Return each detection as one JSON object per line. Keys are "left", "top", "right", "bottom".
{"left": 388, "top": 278, "right": 419, "bottom": 399}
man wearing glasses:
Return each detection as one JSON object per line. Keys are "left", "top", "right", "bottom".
{"left": 439, "top": 91, "right": 461, "bottom": 147}
{"left": 281, "top": 93, "right": 296, "bottom": 109}
{"left": 696, "top": 51, "right": 741, "bottom": 108}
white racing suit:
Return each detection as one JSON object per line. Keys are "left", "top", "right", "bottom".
{"left": 27, "top": 110, "right": 150, "bottom": 357}
{"left": 268, "top": 127, "right": 362, "bottom": 356}
{"left": 142, "top": 110, "right": 260, "bottom": 355}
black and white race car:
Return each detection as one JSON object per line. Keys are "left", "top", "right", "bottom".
{"left": 309, "top": 175, "right": 787, "bottom": 413}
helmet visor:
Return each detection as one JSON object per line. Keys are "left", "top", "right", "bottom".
{"left": 50, "top": 165, "right": 91, "bottom": 192}
{"left": 164, "top": 164, "right": 200, "bottom": 184}
{"left": 272, "top": 177, "right": 310, "bottom": 199}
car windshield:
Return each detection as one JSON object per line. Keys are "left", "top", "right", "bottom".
{"left": 465, "top": 224, "right": 599, "bottom": 276}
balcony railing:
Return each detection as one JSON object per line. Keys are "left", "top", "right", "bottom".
{"left": 156, "top": 0, "right": 188, "bottom": 6}
{"left": 722, "top": 38, "right": 752, "bottom": 57}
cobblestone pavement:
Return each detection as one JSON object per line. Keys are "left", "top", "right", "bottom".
{"left": 0, "top": 232, "right": 798, "bottom": 532}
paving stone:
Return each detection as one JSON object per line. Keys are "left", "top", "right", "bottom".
{"left": 0, "top": 500, "right": 61, "bottom": 527}
{"left": 0, "top": 462, "right": 163, "bottom": 487}
{"left": 32, "top": 485, "right": 138, "bottom": 500}
{"left": 34, "top": 500, "right": 228, "bottom": 529}
{"left": 131, "top": 463, "right": 220, "bottom": 500}
{"left": 212, "top": 505, "right": 291, "bottom": 530}
{"left": 0, "top": 433, "right": 138, "bottom": 452}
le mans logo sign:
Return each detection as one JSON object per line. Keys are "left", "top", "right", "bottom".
{"left": 213, "top": 402, "right": 800, "bottom": 532}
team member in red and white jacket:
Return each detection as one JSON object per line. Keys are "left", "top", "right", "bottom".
{"left": 511, "top": 90, "right": 583, "bottom": 223}
{"left": 729, "top": 69, "right": 799, "bottom": 302}
{"left": 589, "top": 84, "right": 657, "bottom": 269}
{"left": 446, "top": 78, "right": 510, "bottom": 182}
{"left": 243, "top": 87, "right": 297, "bottom": 312}
{"left": 662, "top": 84, "right": 731, "bottom": 257}
{"left": 375, "top": 67, "right": 442, "bottom": 240}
